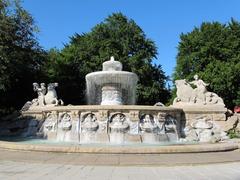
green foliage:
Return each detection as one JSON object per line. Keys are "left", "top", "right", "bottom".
{"left": 43, "top": 13, "right": 170, "bottom": 105}
{"left": 228, "top": 129, "right": 240, "bottom": 139}
{"left": 0, "top": 0, "right": 46, "bottom": 116}
{"left": 173, "top": 19, "right": 240, "bottom": 109}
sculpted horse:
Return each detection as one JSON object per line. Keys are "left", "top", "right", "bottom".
{"left": 22, "top": 82, "right": 64, "bottom": 111}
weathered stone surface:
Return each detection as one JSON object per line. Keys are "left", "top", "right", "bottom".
{"left": 236, "top": 124, "right": 240, "bottom": 131}
{"left": 192, "top": 118, "right": 213, "bottom": 129}
{"left": 125, "top": 134, "right": 141, "bottom": 143}
{"left": 224, "top": 114, "right": 239, "bottom": 131}
{"left": 45, "top": 132, "right": 57, "bottom": 140}
{"left": 182, "top": 127, "right": 198, "bottom": 141}
{"left": 141, "top": 133, "right": 160, "bottom": 143}
{"left": 182, "top": 116, "right": 229, "bottom": 143}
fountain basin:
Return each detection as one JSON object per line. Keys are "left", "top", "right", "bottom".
{"left": 86, "top": 71, "right": 138, "bottom": 105}
{"left": 21, "top": 105, "right": 183, "bottom": 144}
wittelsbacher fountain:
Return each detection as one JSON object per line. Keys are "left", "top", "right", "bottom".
{"left": 0, "top": 56, "right": 239, "bottom": 153}
{"left": 19, "top": 56, "right": 182, "bottom": 144}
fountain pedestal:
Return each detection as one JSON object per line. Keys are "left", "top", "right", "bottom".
{"left": 101, "top": 84, "right": 122, "bottom": 105}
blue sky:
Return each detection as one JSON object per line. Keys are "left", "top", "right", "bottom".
{"left": 22, "top": 0, "right": 240, "bottom": 80}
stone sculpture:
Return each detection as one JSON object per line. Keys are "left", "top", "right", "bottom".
{"left": 22, "top": 82, "right": 63, "bottom": 111}
{"left": 190, "top": 74, "right": 209, "bottom": 104}
{"left": 182, "top": 116, "right": 228, "bottom": 142}
{"left": 140, "top": 114, "right": 157, "bottom": 133}
{"left": 58, "top": 113, "right": 72, "bottom": 131}
{"left": 164, "top": 116, "right": 177, "bottom": 133}
{"left": 44, "top": 113, "right": 57, "bottom": 132}
{"left": 173, "top": 75, "right": 224, "bottom": 106}
{"left": 109, "top": 113, "right": 129, "bottom": 133}
{"left": 45, "top": 83, "right": 63, "bottom": 106}
{"left": 33, "top": 83, "right": 46, "bottom": 106}
{"left": 81, "top": 113, "right": 99, "bottom": 132}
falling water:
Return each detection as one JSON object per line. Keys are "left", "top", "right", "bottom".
{"left": 85, "top": 57, "right": 138, "bottom": 105}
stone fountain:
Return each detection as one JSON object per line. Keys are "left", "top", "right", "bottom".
{"left": 86, "top": 56, "right": 138, "bottom": 105}
{"left": 18, "top": 56, "right": 184, "bottom": 144}
{"left": 7, "top": 56, "right": 237, "bottom": 146}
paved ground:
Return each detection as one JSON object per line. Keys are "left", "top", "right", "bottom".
{"left": 0, "top": 149, "right": 240, "bottom": 179}
{"left": 1, "top": 161, "right": 240, "bottom": 180}
{"left": 0, "top": 148, "right": 240, "bottom": 166}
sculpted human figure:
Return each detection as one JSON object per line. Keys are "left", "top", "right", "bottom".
{"left": 140, "top": 114, "right": 157, "bottom": 133}
{"left": 85, "top": 114, "right": 95, "bottom": 122}
{"left": 59, "top": 113, "right": 72, "bottom": 131}
{"left": 82, "top": 113, "right": 99, "bottom": 132}
{"left": 189, "top": 74, "right": 209, "bottom": 104}
{"left": 112, "top": 114, "right": 124, "bottom": 125}
{"left": 144, "top": 115, "right": 151, "bottom": 123}
{"left": 44, "top": 113, "right": 57, "bottom": 131}
{"left": 33, "top": 82, "right": 46, "bottom": 106}
{"left": 164, "top": 116, "right": 177, "bottom": 132}
{"left": 110, "top": 114, "right": 129, "bottom": 133}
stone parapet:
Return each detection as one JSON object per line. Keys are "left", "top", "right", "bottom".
{"left": 21, "top": 105, "right": 183, "bottom": 144}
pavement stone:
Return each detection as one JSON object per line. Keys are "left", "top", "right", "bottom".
{"left": 0, "top": 161, "right": 239, "bottom": 180}
{"left": 0, "top": 149, "right": 240, "bottom": 179}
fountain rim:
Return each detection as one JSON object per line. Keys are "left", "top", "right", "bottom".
{"left": 86, "top": 71, "right": 138, "bottom": 80}
{"left": 0, "top": 140, "right": 238, "bottom": 154}
{"left": 22, "top": 105, "right": 183, "bottom": 113}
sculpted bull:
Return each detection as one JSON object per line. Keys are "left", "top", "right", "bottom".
{"left": 173, "top": 79, "right": 195, "bottom": 104}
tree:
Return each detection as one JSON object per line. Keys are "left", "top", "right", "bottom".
{"left": 173, "top": 19, "right": 240, "bottom": 109}
{"left": 0, "top": 0, "right": 45, "bottom": 115}
{"left": 44, "top": 13, "right": 170, "bottom": 105}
